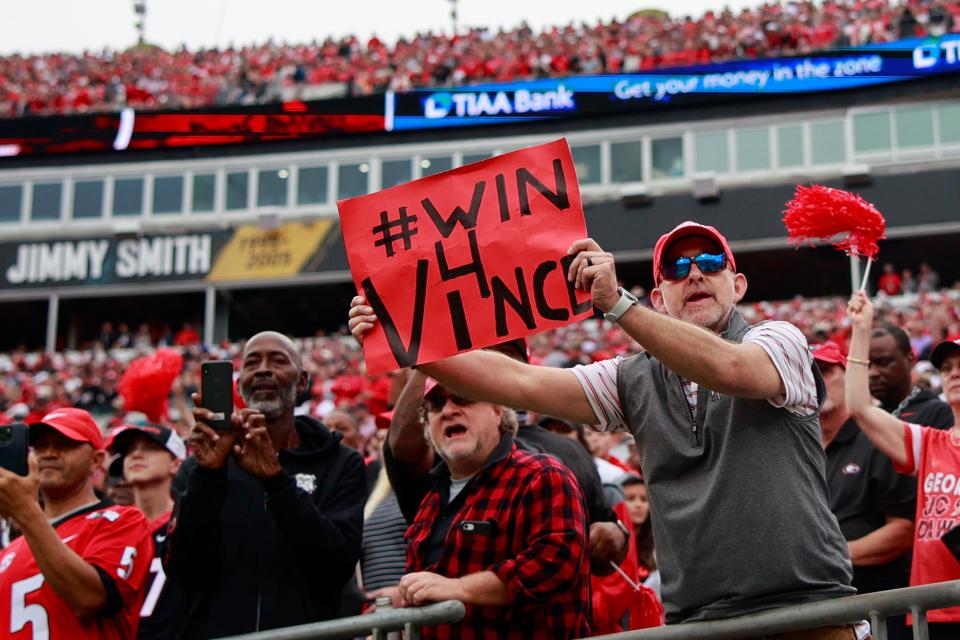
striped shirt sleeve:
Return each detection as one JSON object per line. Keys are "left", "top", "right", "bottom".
{"left": 570, "top": 358, "right": 626, "bottom": 432}
{"left": 892, "top": 422, "right": 923, "bottom": 476}
{"left": 743, "top": 321, "right": 819, "bottom": 417}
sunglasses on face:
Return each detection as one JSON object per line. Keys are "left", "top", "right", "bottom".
{"left": 660, "top": 253, "right": 727, "bottom": 282}
{"left": 424, "top": 391, "right": 477, "bottom": 414}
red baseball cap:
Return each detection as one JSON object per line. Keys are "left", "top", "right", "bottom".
{"left": 30, "top": 408, "right": 104, "bottom": 449}
{"left": 931, "top": 339, "right": 960, "bottom": 369}
{"left": 812, "top": 341, "right": 847, "bottom": 369}
{"left": 652, "top": 221, "right": 737, "bottom": 284}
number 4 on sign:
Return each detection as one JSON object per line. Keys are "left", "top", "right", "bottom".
{"left": 10, "top": 573, "right": 49, "bottom": 640}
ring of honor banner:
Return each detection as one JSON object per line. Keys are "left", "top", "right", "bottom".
{"left": 338, "top": 139, "right": 593, "bottom": 374}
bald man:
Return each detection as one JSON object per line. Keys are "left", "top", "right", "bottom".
{"left": 165, "top": 331, "right": 366, "bottom": 638}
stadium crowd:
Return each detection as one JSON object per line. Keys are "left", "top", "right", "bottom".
{"left": 2, "top": 0, "right": 958, "bottom": 117}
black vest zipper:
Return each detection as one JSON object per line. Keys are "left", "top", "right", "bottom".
{"left": 677, "top": 378, "right": 700, "bottom": 446}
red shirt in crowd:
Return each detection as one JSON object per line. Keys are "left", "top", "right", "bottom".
{"left": 895, "top": 422, "right": 960, "bottom": 623}
{"left": 878, "top": 272, "right": 903, "bottom": 295}
{"left": 0, "top": 502, "right": 154, "bottom": 639}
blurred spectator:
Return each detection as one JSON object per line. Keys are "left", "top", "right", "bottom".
{"left": 621, "top": 474, "right": 660, "bottom": 598}
{"left": 918, "top": 262, "right": 941, "bottom": 293}
{"left": 878, "top": 262, "right": 902, "bottom": 296}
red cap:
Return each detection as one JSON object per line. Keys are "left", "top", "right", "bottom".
{"left": 652, "top": 221, "right": 737, "bottom": 284}
{"left": 812, "top": 341, "right": 847, "bottom": 369}
{"left": 30, "top": 408, "right": 104, "bottom": 449}
{"left": 931, "top": 339, "right": 960, "bottom": 369}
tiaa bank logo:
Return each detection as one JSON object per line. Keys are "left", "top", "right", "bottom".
{"left": 913, "top": 38, "right": 960, "bottom": 69}
{"left": 423, "top": 85, "right": 575, "bottom": 119}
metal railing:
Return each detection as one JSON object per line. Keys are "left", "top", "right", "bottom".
{"left": 219, "top": 601, "right": 465, "bottom": 640}
{"left": 589, "top": 580, "right": 960, "bottom": 640}
{"left": 215, "top": 580, "right": 960, "bottom": 640}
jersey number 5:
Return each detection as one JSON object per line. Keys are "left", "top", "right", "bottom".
{"left": 10, "top": 573, "right": 49, "bottom": 640}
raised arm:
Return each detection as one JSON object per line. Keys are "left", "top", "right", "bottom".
{"left": 567, "top": 239, "right": 784, "bottom": 400}
{"left": 348, "top": 297, "right": 599, "bottom": 425}
{"left": 845, "top": 292, "right": 909, "bottom": 467}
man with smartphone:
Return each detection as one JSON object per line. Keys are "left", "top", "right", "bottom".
{"left": 0, "top": 408, "right": 153, "bottom": 639}
{"left": 165, "top": 331, "right": 366, "bottom": 638}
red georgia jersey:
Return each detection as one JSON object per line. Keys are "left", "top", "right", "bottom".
{"left": 0, "top": 502, "right": 154, "bottom": 640}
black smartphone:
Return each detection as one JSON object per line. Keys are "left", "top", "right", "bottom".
{"left": 0, "top": 422, "right": 29, "bottom": 476}
{"left": 200, "top": 361, "right": 234, "bottom": 430}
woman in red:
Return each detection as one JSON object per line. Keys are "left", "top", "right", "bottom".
{"left": 846, "top": 292, "right": 960, "bottom": 639}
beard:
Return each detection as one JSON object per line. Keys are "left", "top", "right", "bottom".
{"left": 241, "top": 380, "right": 297, "bottom": 420}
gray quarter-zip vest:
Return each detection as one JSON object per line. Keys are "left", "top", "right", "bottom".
{"left": 617, "top": 311, "right": 854, "bottom": 623}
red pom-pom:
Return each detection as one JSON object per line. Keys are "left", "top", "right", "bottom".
{"left": 118, "top": 349, "right": 184, "bottom": 423}
{"left": 782, "top": 184, "right": 886, "bottom": 259}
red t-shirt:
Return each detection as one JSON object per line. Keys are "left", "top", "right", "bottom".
{"left": 0, "top": 502, "right": 153, "bottom": 639}
{"left": 895, "top": 422, "right": 960, "bottom": 623}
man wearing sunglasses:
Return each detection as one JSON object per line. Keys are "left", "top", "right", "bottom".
{"left": 350, "top": 221, "right": 858, "bottom": 637}
{"left": 397, "top": 379, "right": 591, "bottom": 639}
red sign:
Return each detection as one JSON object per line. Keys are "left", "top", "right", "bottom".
{"left": 338, "top": 139, "right": 592, "bottom": 374}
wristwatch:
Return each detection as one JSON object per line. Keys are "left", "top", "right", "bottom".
{"left": 603, "top": 288, "right": 639, "bottom": 324}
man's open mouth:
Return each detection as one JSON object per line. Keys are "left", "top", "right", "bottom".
{"left": 686, "top": 292, "right": 711, "bottom": 303}
{"left": 444, "top": 425, "right": 468, "bottom": 438}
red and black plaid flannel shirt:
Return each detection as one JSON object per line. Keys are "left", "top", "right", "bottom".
{"left": 406, "top": 435, "right": 591, "bottom": 639}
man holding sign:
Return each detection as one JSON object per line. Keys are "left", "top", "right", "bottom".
{"left": 350, "top": 212, "right": 860, "bottom": 635}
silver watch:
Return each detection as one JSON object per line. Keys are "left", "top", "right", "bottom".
{"left": 603, "top": 288, "right": 639, "bottom": 323}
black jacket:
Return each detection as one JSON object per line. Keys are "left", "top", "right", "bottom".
{"left": 165, "top": 416, "right": 366, "bottom": 639}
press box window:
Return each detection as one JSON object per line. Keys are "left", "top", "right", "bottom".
{"left": 31, "top": 182, "right": 62, "bottom": 221}
{"left": 777, "top": 125, "right": 804, "bottom": 167}
{"left": 610, "top": 141, "right": 644, "bottom": 183}
{"left": 420, "top": 156, "right": 453, "bottom": 177}
{"left": 938, "top": 103, "right": 960, "bottom": 144}
{"left": 113, "top": 178, "right": 144, "bottom": 217}
{"left": 853, "top": 112, "right": 891, "bottom": 153}
{"left": 810, "top": 121, "right": 846, "bottom": 165}
{"left": 153, "top": 176, "right": 184, "bottom": 214}
{"left": 651, "top": 137, "right": 684, "bottom": 178}
{"left": 735, "top": 128, "right": 770, "bottom": 171}
{"left": 461, "top": 152, "right": 492, "bottom": 166}
{"left": 226, "top": 171, "right": 250, "bottom": 210}
{"left": 297, "top": 166, "right": 328, "bottom": 205}
{"left": 338, "top": 163, "right": 369, "bottom": 199}
{"left": 0, "top": 185, "right": 22, "bottom": 223}
{"left": 192, "top": 174, "right": 216, "bottom": 212}
{"left": 896, "top": 106, "right": 934, "bottom": 148}
{"left": 572, "top": 145, "right": 601, "bottom": 184}
{"left": 382, "top": 159, "right": 412, "bottom": 189}
{"left": 258, "top": 168, "right": 289, "bottom": 207}
{"left": 694, "top": 132, "right": 729, "bottom": 173}
{"left": 73, "top": 180, "right": 104, "bottom": 219}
